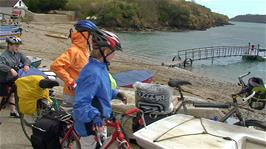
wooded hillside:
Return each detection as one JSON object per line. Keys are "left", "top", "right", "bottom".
{"left": 230, "top": 15, "right": 266, "bottom": 24}
{"left": 25, "top": 0, "right": 230, "bottom": 31}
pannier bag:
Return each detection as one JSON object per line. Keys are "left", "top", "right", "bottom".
{"left": 15, "top": 75, "right": 51, "bottom": 115}
{"left": 249, "top": 86, "right": 266, "bottom": 110}
{"left": 31, "top": 110, "right": 69, "bottom": 149}
{"left": 134, "top": 82, "right": 173, "bottom": 125}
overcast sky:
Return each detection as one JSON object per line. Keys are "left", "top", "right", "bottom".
{"left": 194, "top": 0, "right": 266, "bottom": 18}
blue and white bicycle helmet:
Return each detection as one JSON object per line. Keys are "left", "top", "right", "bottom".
{"left": 74, "top": 20, "right": 97, "bottom": 32}
{"left": 6, "top": 36, "right": 22, "bottom": 45}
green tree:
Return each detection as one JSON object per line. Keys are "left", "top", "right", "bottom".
{"left": 24, "top": 0, "right": 67, "bottom": 13}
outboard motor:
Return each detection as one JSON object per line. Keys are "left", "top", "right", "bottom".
{"left": 134, "top": 82, "right": 173, "bottom": 125}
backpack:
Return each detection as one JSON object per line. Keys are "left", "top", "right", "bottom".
{"left": 31, "top": 110, "right": 68, "bottom": 149}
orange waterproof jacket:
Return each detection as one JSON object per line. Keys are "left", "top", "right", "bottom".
{"left": 50, "top": 31, "right": 91, "bottom": 96}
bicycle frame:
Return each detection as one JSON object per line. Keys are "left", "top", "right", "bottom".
{"left": 219, "top": 91, "right": 256, "bottom": 122}
{"left": 60, "top": 123, "right": 80, "bottom": 148}
{"left": 169, "top": 78, "right": 257, "bottom": 124}
{"left": 60, "top": 124, "right": 75, "bottom": 143}
{"left": 96, "top": 108, "right": 144, "bottom": 149}
{"left": 103, "top": 119, "right": 131, "bottom": 149}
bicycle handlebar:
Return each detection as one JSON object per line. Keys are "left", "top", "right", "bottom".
{"left": 238, "top": 72, "right": 250, "bottom": 86}
{"left": 238, "top": 72, "right": 251, "bottom": 79}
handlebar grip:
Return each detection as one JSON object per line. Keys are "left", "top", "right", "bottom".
{"left": 193, "top": 102, "right": 230, "bottom": 108}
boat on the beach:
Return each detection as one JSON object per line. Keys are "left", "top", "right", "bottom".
{"left": 133, "top": 114, "right": 266, "bottom": 149}
{"left": 112, "top": 69, "right": 154, "bottom": 88}
{"left": 0, "top": 25, "right": 22, "bottom": 42}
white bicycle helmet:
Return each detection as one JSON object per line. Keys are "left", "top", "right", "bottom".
{"left": 6, "top": 36, "right": 22, "bottom": 45}
{"left": 92, "top": 29, "right": 122, "bottom": 51}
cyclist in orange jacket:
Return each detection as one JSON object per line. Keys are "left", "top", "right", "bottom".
{"left": 50, "top": 20, "right": 97, "bottom": 106}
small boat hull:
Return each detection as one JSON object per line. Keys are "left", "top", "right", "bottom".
{"left": 134, "top": 114, "right": 266, "bottom": 149}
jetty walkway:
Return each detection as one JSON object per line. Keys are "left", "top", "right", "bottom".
{"left": 164, "top": 44, "right": 266, "bottom": 68}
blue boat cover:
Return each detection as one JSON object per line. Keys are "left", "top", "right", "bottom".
{"left": 18, "top": 67, "right": 47, "bottom": 78}
{"left": 112, "top": 70, "right": 154, "bottom": 87}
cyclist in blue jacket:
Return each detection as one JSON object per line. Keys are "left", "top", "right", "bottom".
{"left": 73, "top": 29, "right": 127, "bottom": 148}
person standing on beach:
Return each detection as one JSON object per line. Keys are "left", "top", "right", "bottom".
{"left": 73, "top": 29, "right": 127, "bottom": 148}
{"left": 0, "top": 36, "right": 31, "bottom": 121}
{"left": 50, "top": 20, "right": 97, "bottom": 107}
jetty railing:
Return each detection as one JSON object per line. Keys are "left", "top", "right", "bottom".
{"left": 177, "top": 46, "right": 249, "bottom": 61}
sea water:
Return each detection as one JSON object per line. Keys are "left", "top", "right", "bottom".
{"left": 118, "top": 21, "right": 266, "bottom": 83}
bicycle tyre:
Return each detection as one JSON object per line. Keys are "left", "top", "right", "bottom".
{"left": 18, "top": 99, "right": 49, "bottom": 142}
{"left": 234, "top": 120, "right": 266, "bottom": 131}
{"left": 61, "top": 131, "right": 81, "bottom": 149}
{"left": 20, "top": 113, "right": 35, "bottom": 141}
{"left": 15, "top": 93, "right": 34, "bottom": 141}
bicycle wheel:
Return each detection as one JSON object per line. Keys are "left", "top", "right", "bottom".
{"left": 20, "top": 113, "right": 36, "bottom": 141}
{"left": 61, "top": 131, "right": 81, "bottom": 149}
{"left": 18, "top": 99, "right": 49, "bottom": 141}
{"left": 234, "top": 120, "right": 266, "bottom": 131}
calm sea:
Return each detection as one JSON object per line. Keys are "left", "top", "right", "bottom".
{"left": 117, "top": 22, "right": 266, "bottom": 83}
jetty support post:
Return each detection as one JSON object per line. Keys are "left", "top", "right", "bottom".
{"left": 211, "top": 48, "right": 214, "bottom": 64}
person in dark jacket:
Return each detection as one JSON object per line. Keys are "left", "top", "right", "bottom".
{"left": 0, "top": 36, "right": 31, "bottom": 119}
{"left": 73, "top": 29, "right": 127, "bottom": 148}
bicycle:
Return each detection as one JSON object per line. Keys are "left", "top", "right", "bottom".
{"left": 95, "top": 107, "right": 145, "bottom": 149}
{"left": 167, "top": 78, "right": 266, "bottom": 131}
{"left": 15, "top": 76, "right": 81, "bottom": 149}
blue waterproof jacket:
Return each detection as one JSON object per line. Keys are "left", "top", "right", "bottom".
{"left": 73, "top": 58, "right": 118, "bottom": 136}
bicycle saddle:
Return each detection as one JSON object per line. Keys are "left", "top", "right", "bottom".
{"left": 39, "top": 79, "right": 59, "bottom": 89}
{"left": 168, "top": 79, "right": 191, "bottom": 88}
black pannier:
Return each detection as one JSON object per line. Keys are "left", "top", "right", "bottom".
{"left": 31, "top": 110, "right": 69, "bottom": 149}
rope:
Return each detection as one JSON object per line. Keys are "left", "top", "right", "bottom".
{"left": 153, "top": 117, "right": 194, "bottom": 142}
{"left": 153, "top": 117, "right": 239, "bottom": 149}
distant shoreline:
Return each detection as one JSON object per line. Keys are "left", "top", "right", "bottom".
{"left": 230, "top": 14, "right": 266, "bottom": 24}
